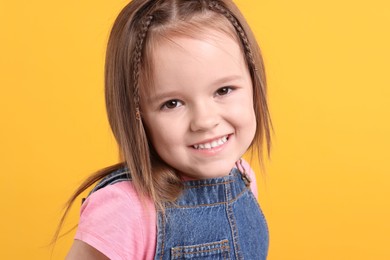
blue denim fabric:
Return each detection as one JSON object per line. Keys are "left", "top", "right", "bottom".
{"left": 154, "top": 168, "right": 269, "bottom": 260}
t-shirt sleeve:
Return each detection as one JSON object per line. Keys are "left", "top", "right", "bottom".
{"left": 74, "top": 181, "right": 156, "bottom": 260}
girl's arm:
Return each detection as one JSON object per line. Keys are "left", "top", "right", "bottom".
{"left": 66, "top": 240, "right": 109, "bottom": 260}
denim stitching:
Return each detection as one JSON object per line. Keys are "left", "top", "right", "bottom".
{"left": 164, "top": 201, "right": 226, "bottom": 209}
{"left": 172, "top": 245, "right": 230, "bottom": 257}
{"left": 223, "top": 247, "right": 228, "bottom": 260}
{"left": 229, "top": 178, "right": 246, "bottom": 259}
{"left": 165, "top": 185, "right": 250, "bottom": 210}
{"left": 229, "top": 186, "right": 250, "bottom": 204}
{"left": 248, "top": 190, "right": 269, "bottom": 250}
{"left": 172, "top": 239, "right": 228, "bottom": 250}
{"left": 171, "top": 240, "right": 230, "bottom": 258}
{"left": 184, "top": 180, "right": 234, "bottom": 189}
{"left": 159, "top": 212, "right": 166, "bottom": 260}
{"left": 224, "top": 178, "right": 241, "bottom": 259}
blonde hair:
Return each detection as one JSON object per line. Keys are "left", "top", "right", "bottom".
{"left": 54, "top": 0, "right": 271, "bottom": 243}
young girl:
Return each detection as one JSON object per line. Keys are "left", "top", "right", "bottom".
{"left": 64, "top": 0, "right": 271, "bottom": 259}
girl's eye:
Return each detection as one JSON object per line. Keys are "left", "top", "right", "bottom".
{"left": 216, "top": 87, "right": 233, "bottom": 96}
{"left": 161, "top": 99, "right": 183, "bottom": 110}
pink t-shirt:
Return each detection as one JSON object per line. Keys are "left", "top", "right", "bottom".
{"left": 75, "top": 160, "right": 258, "bottom": 259}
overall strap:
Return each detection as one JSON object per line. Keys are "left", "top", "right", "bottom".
{"left": 82, "top": 168, "right": 131, "bottom": 204}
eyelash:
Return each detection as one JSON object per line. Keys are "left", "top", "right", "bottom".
{"left": 215, "top": 86, "right": 234, "bottom": 97}
{"left": 161, "top": 99, "right": 183, "bottom": 110}
{"left": 160, "top": 86, "right": 235, "bottom": 110}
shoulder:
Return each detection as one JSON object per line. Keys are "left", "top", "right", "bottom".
{"left": 75, "top": 168, "right": 157, "bottom": 259}
{"left": 80, "top": 167, "right": 134, "bottom": 217}
{"left": 88, "top": 167, "right": 131, "bottom": 195}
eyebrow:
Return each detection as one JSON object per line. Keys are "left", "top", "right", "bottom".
{"left": 148, "top": 75, "right": 243, "bottom": 103}
{"left": 211, "top": 74, "right": 243, "bottom": 88}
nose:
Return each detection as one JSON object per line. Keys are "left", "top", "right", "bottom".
{"left": 190, "top": 102, "right": 220, "bottom": 132}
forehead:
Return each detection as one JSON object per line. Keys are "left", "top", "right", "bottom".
{"left": 142, "top": 28, "right": 248, "bottom": 98}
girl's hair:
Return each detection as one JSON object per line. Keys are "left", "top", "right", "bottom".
{"left": 54, "top": 0, "right": 271, "bottom": 244}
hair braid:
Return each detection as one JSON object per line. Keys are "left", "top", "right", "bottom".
{"left": 133, "top": 15, "right": 154, "bottom": 119}
{"left": 208, "top": 1, "right": 257, "bottom": 70}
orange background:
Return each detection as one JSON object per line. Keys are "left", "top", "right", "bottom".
{"left": 1, "top": 0, "right": 389, "bottom": 259}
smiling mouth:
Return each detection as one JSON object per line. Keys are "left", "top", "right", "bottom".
{"left": 192, "top": 135, "right": 229, "bottom": 150}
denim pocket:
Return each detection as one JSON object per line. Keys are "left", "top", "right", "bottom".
{"left": 170, "top": 239, "right": 230, "bottom": 259}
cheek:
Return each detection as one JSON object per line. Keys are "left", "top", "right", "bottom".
{"left": 145, "top": 120, "right": 163, "bottom": 145}
{"left": 235, "top": 98, "right": 257, "bottom": 140}
{"left": 229, "top": 94, "right": 256, "bottom": 124}
{"left": 246, "top": 107, "right": 257, "bottom": 136}
{"left": 143, "top": 117, "right": 178, "bottom": 153}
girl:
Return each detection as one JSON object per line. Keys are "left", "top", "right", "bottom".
{"left": 63, "top": 0, "right": 272, "bottom": 259}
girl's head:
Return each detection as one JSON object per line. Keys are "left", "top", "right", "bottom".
{"left": 105, "top": 0, "right": 271, "bottom": 205}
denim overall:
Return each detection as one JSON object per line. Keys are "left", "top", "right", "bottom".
{"left": 89, "top": 167, "right": 269, "bottom": 259}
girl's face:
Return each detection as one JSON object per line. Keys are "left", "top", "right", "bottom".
{"left": 141, "top": 29, "right": 256, "bottom": 179}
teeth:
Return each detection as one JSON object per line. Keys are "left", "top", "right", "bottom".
{"left": 193, "top": 136, "right": 228, "bottom": 150}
